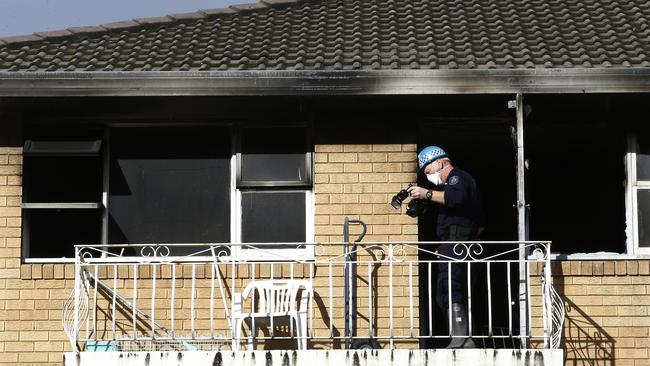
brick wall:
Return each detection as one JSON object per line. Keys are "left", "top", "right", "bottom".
{"left": 550, "top": 260, "right": 650, "bottom": 366}
{"left": 0, "top": 141, "right": 422, "bottom": 364}
{"left": 312, "top": 143, "right": 419, "bottom": 348}
{"left": 313, "top": 143, "right": 418, "bottom": 243}
{"left": 5, "top": 136, "right": 650, "bottom": 364}
{"left": 0, "top": 147, "right": 73, "bottom": 365}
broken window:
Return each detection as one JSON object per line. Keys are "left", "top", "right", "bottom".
{"left": 526, "top": 120, "right": 627, "bottom": 255}
{"left": 21, "top": 126, "right": 104, "bottom": 260}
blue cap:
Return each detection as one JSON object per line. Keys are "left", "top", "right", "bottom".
{"left": 418, "top": 146, "right": 447, "bottom": 172}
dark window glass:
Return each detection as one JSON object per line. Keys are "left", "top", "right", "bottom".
{"left": 22, "top": 126, "right": 104, "bottom": 258}
{"left": 637, "top": 137, "right": 650, "bottom": 181}
{"left": 240, "top": 127, "right": 309, "bottom": 185}
{"left": 638, "top": 190, "right": 650, "bottom": 248}
{"left": 108, "top": 127, "right": 231, "bottom": 252}
{"left": 241, "top": 191, "right": 306, "bottom": 243}
{"left": 24, "top": 140, "right": 102, "bottom": 156}
{"left": 23, "top": 209, "right": 102, "bottom": 258}
{"left": 23, "top": 156, "right": 102, "bottom": 203}
{"left": 526, "top": 124, "right": 626, "bottom": 254}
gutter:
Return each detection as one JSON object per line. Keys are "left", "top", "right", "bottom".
{"left": 0, "top": 68, "right": 649, "bottom": 96}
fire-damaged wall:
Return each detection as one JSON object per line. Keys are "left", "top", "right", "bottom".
{"left": 0, "top": 94, "right": 649, "bottom": 366}
{"left": 0, "top": 96, "right": 423, "bottom": 364}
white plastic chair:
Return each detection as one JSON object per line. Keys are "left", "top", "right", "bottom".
{"left": 231, "top": 279, "right": 312, "bottom": 350}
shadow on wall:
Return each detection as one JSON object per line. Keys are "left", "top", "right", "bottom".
{"left": 554, "top": 267, "right": 615, "bottom": 366}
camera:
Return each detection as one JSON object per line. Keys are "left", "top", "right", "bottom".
{"left": 406, "top": 199, "right": 432, "bottom": 217}
{"left": 391, "top": 184, "right": 434, "bottom": 217}
{"left": 390, "top": 184, "right": 412, "bottom": 209}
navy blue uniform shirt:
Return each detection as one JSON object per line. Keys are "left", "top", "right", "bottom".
{"left": 436, "top": 167, "right": 482, "bottom": 238}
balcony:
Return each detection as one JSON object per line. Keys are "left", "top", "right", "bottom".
{"left": 62, "top": 240, "right": 564, "bottom": 366}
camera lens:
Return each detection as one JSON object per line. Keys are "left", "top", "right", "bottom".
{"left": 390, "top": 184, "right": 413, "bottom": 210}
{"left": 391, "top": 188, "right": 409, "bottom": 209}
{"left": 390, "top": 196, "right": 402, "bottom": 209}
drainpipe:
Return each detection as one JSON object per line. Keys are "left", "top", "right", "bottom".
{"left": 343, "top": 217, "right": 367, "bottom": 349}
{"left": 510, "top": 93, "right": 530, "bottom": 348}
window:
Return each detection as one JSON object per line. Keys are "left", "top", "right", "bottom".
{"left": 629, "top": 134, "right": 650, "bottom": 255}
{"left": 21, "top": 127, "right": 104, "bottom": 260}
{"left": 238, "top": 127, "right": 311, "bottom": 187}
{"left": 241, "top": 191, "right": 307, "bottom": 243}
{"left": 108, "top": 127, "right": 231, "bottom": 256}
{"left": 235, "top": 126, "right": 314, "bottom": 260}
{"left": 526, "top": 122, "right": 627, "bottom": 255}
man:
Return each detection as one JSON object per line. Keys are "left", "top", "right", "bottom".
{"left": 408, "top": 145, "right": 481, "bottom": 349}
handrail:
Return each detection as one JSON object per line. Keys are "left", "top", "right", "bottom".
{"left": 64, "top": 241, "right": 559, "bottom": 352}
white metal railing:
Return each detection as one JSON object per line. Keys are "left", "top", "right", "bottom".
{"left": 62, "top": 241, "right": 562, "bottom": 352}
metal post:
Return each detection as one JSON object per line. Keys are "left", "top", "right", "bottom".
{"left": 342, "top": 217, "right": 367, "bottom": 349}
{"left": 514, "top": 93, "right": 530, "bottom": 347}
{"left": 73, "top": 246, "right": 80, "bottom": 352}
{"left": 101, "top": 127, "right": 110, "bottom": 249}
{"left": 343, "top": 217, "right": 351, "bottom": 349}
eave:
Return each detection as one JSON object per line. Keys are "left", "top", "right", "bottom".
{"left": 0, "top": 68, "right": 649, "bottom": 97}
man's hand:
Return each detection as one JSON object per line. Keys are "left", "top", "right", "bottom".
{"left": 407, "top": 185, "right": 429, "bottom": 200}
{"left": 408, "top": 185, "right": 445, "bottom": 205}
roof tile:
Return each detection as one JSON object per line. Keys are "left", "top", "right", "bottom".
{"left": 133, "top": 16, "right": 174, "bottom": 25}
{"left": 33, "top": 30, "right": 74, "bottom": 39}
{"left": 66, "top": 26, "right": 106, "bottom": 34}
{"left": 168, "top": 12, "right": 206, "bottom": 20}
{"left": 199, "top": 8, "right": 237, "bottom": 16}
{"left": 229, "top": 2, "right": 270, "bottom": 12}
{"left": 1, "top": 35, "right": 42, "bottom": 44}
{"left": 262, "top": 0, "right": 301, "bottom": 6}
{"left": 101, "top": 21, "right": 141, "bottom": 30}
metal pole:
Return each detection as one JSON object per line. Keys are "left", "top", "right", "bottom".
{"left": 101, "top": 126, "right": 110, "bottom": 248}
{"left": 73, "top": 246, "right": 80, "bottom": 352}
{"left": 343, "top": 217, "right": 351, "bottom": 349}
{"left": 514, "top": 93, "right": 530, "bottom": 347}
{"left": 342, "top": 217, "right": 367, "bottom": 349}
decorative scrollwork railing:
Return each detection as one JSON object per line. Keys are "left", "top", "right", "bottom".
{"left": 64, "top": 241, "right": 559, "bottom": 352}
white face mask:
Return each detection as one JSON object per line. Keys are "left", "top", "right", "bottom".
{"left": 427, "top": 172, "right": 442, "bottom": 186}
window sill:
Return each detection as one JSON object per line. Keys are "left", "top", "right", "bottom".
{"left": 24, "top": 258, "right": 75, "bottom": 263}
{"left": 551, "top": 252, "right": 650, "bottom": 260}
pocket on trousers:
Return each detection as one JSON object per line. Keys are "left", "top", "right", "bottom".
{"left": 447, "top": 225, "right": 476, "bottom": 241}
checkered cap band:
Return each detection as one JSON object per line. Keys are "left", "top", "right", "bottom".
{"left": 418, "top": 146, "right": 447, "bottom": 169}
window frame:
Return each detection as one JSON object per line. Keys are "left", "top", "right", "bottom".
{"left": 232, "top": 124, "right": 315, "bottom": 261}
{"left": 551, "top": 133, "right": 639, "bottom": 260}
{"left": 232, "top": 188, "right": 315, "bottom": 261}
{"left": 628, "top": 134, "right": 650, "bottom": 256}
{"left": 235, "top": 125, "right": 313, "bottom": 188}
{"left": 21, "top": 135, "right": 105, "bottom": 263}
